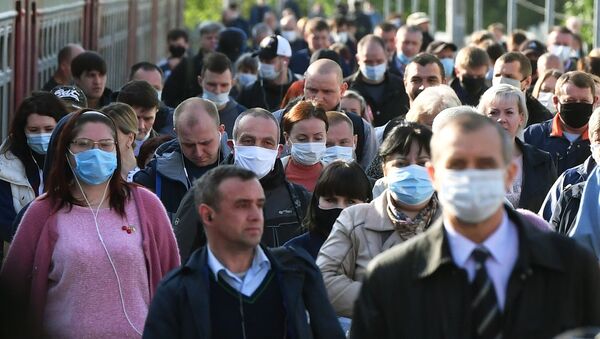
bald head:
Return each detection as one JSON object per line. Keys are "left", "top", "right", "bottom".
{"left": 305, "top": 59, "right": 344, "bottom": 84}
{"left": 174, "top": 97, "right": 220, "bottom": 130}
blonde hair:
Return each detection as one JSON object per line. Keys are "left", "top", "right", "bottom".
{"left": 101, "top": 102, "right": 137, "bottom": 137}
{"left": 477, "top": 84, "right": 528, "bottom": 136}
{"left": 405, "top": 85, "right": 461, "bottom": 126}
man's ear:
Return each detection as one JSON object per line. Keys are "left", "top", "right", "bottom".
{"left": 277, "top": 144, "right": 284, "bottom": 157}
{"left": 197, "top": 75, "right": 203, "bottom": 86}
{"left": 426, "top": 161, "right": 438, "bottom": 190}
{"left": 340, "top": 82, "right": 348, "bottom": 96}
{"left": 198, "top": 204, "right": 214, "bottom": 226}
{"left": 522, "top": 75, "right": 532, "bottom": 91}
{"left": 353, "top": 134, "right": 358, "bottom": 150}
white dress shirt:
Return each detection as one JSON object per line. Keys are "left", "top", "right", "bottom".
{"left": 207, "top": 245, "right": 271, "bottom": 297}
{"left": 444, "top": 212, "right": 519, "bottom": 310}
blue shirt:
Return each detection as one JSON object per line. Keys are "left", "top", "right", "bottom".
{"left": 207, "top": 245, "right": 271, "bottom": 297}
{"left": 444, "top": 212, "right": 519, "bottom": 311}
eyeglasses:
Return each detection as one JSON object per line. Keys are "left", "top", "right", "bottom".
{"left": 70, "top": 138, "right": 116, "bottom": 152}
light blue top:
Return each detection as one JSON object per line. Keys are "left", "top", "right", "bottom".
{"left": 207, "top": 245, "right": 271, "bottom": 297}
{"left": 570, "top": 165, "right": 600, "bottom": 259}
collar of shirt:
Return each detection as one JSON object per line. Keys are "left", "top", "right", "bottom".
{"left": 206, "top": 245, "right": 271, "bottom": 296}
{"left": 443, "top": 211, "right": 516, "bottom": 271}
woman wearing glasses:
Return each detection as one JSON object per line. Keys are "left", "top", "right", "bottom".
{"left": 0, "top": 110, "right": 180, "bottom": 338}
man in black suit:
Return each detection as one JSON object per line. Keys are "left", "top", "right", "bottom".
{"left": 351, "top": 109, "right": 600, "bottom": 339}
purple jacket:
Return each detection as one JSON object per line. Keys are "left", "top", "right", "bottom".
{"left": 0, "top": 185, "right": 180, "bottom": 337}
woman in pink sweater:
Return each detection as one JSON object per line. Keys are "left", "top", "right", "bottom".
{"left": 0, "top": 110, "right": 180, "bottom": 338}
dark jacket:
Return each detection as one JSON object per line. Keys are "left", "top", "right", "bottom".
{"left": 539, "top": 156, "right": 596, "bottom": 221}
{"left": 172, "top": 156, "right": 310, "bottom": 263}
{"left": 449, "top": 77, "right": 488, "bottom": 106}
{"left": 346, "top": 71, "right": 410, "bottom": 127}
{"left": 217, "top": 98, "right": 246, "bottom": 137}
{"left": 351, "top": 207, "right": 600, "bottom": 339}
{"left": 289, "top": 48, "right": 311, "bottom": 75}
{"left": 162, "top": 51, "right": 205, "bottom": 108}
{"left": 284, "top": 231, "right": 327, "bottom": 260}
{"left": 550, "top": 180, "right": 585, "bottom": 236}
{"left": 142, "top": 246, "right": 345, "bottom": 339}
{"left": 516, "top": 138, "right": 557, "bottom": 212}
{"left": 95, "top": 87, "right": 113, "bottom": 109}
{"left": 525, "top": 93, "right": 554, "bottom": 127}
{"left": 133, "top": 139, "right": 229, "bottom": 217}
{"left": 524, "top": 116, "right": 591, "bottom": 174}
{"left": 153, "top": 103, "right": 175, "bottom": 136}
{"left": 237, "top": 70, "right": 300, "bottom": 111}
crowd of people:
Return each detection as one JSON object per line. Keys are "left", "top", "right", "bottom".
{"left": 2, "top": 0, "right": 600, "bottom": 337}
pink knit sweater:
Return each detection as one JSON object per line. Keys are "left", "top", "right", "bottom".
{"left": 0, "top": 185, "right": 180, "bottom": 338}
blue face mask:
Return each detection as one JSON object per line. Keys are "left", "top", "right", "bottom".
{"left": 387, "top": 164, "right": 434, "bottom": 206}
{"left": 440, "top": 58, "right": 455, "bottom": 78}
{"left": 69, "top": 148, "right": 117, "bottom": 185}
{"left": 26, "top": 132, "right": 52, "bottom": 155}
{"left": 396, "top": 52, "right": 412, "bottom": 65}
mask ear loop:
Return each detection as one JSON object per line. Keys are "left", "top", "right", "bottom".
{"left": 66, "top": 153, "right": 143, "bottom": 336}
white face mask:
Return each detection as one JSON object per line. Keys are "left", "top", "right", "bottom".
{"left": 537, "top": 91, "right": 556, "bottom": 114}
{"left": 281, "top": 30, "right": 297, "bottom": 42}
{"left": 202, "top": 89, "right": 230, "bottom": 107}
{"left": 437, "top": 168, "right": 506, "bottom": 224}
{"left": 237, "top": 73, "right": 257, "bottom": 88}
{"left": 492, "top": 76, "right": 522, "bottom": 90}
{"left": 360, "top": 62, "right": 387, "bottom": 82}
{"left": 234, "top": 145, "right": 278, "bottom": 179}
{"left": 550, "top": 45, "right": 572, "bottom": 62}
{"left": 290, "top": 142, "right": 326, "bottom": 166}
{"left": 322, "top": 146, "right": 354, "bottom": 165}
{"left": 334, "top": 32, "right": 349, "bottom": 44}
{"left": 591, "top": 143, "right": 600, "bottom": 166}
{"left": 259, "top": 62, "right": 280, "bottom": 80}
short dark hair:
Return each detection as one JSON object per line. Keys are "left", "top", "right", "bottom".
{"left": 550, "top": 25, "right": 573, "bottom": 36}
{"left": 357, "top": 34, "right": 386, "bottom": 53}
{"left": 117, "top": 80, "right": 160, "bottom": 109}
{"left": 129, "top": 61, "right": 163, "bottom": 80}
{"left": 201, "top": 52, "right": 233, "bottom": 76}
{"left": 304, "top": 161, "right": 372, "bottom": 234}
{"left": 305, "top": 17, "right": 329, "bottom": 34}
{"left": 407, "top": 53, "right": 445, "bottom": 81}
{"left": 555, "top": 71, "right": 596, "bottom": 98}
{"left": 193, "top": 165, "right": 257, "bottom": 211}
{"left": 232, "top": 108, "right": 279, "bottom": 143}
{"left": 57, "top": 44, "right": 81, "bottom": 66}
{"left": 379, "top": 121, "right": 433, "bottom": 162}
{"left": 71, "top": 51, "right": 107, "bottom": 78}
{"left": 376, "top": 21, "right": 398, "bottom": 33}
{"left": 497, "top": 52, "right": 532, "bottom": 78}
{"left": 167, "top": 28, "right": 189, "bottom": 42}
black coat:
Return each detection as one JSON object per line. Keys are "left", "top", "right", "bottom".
{"left": 516, "top": 138, "right": 557, "bottom": 212}
{"left": 142, "top": 246, "right": 345, "bottom": 339}
{"left": 162, "top": 51, "right": 205, "bottom": 108}
{"left": 345, "top": 71, "right": 409, "bottom": 127}
{"left": 351, "top": 207, "right": 600, "bottom": 339}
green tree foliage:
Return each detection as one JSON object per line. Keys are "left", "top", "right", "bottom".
{"left": 564, "top": 0, "right": 593, "bottom": 46}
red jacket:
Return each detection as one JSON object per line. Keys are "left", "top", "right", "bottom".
{"left": 0, "top": 185, "right": 180, "bottom": 337}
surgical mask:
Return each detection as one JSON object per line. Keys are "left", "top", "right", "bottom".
{"left": 387, "top": 165, "right": 434, "bottom": 206}
{"left": 492, "top": 76, "right": 522, "bottom": 90}
{"left": 334, "top": 32, "right": 349, "bottom": 44}
{"left": 437, "top": 169, "right": 506, "bottom": 224}
{"left": 26, "top": 132, "right": 52, "bottom": 155}
{"left": 559, "top": 102, "right": 594, "bottom": 129}
{"left": 440, "top": 58, "right": 455, "bottom": 78}
{"left": 169, "top": 45, "right": 186, "bottom": 58}
{"left": 69, "top": 148, "right": 117, "bottom": 185}
{"left": 550, "top": 45, "right": 572, "bottom": 62}
{"left": 460, "top": 75, "right": 486, "bottom": 94}
{"left": 322, "top": 146, "right": 354, "bottom": 165}
{"left": 202, "top": 89, "right": 229, "bottom": 107}
{"left": 259, "top": 62, "right": 280, "bottom": 80}
{"left": 396, "top": 52, "right": 412, "bottom": 65}
{"left": 234, "top": 145, "right": 278, "bottom": 179}
{"left": 537, "top": 91, "right": 556, "bottom": 114}
{"left": 237, "top": 73, "right": 257, "bottom": 88}
{"left": 290, "top": 142, "right": 326, "bottom": 166}
{"left": 281, "top": 30, "right": 297, "bottom": 42}
{"left": 591, "top": 143, "right": 600, "bottom": 165}
{"left": 314, "top": 206, "right": 343, "bottom": 234}
{"left": 360, "top": 62, "right": 387, "bottom": 82}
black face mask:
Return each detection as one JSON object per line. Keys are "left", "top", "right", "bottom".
{"left": 559, "top": 102, "right": 594, "bottom": 129}
{"left": 314, "top": 206, "right": 343, "bottom": 235}
{"left": 460, "top": 75, "right": 486, "bottom": 94}
{"left": 169, "top": 45, "right": 186, "bottom": 58}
